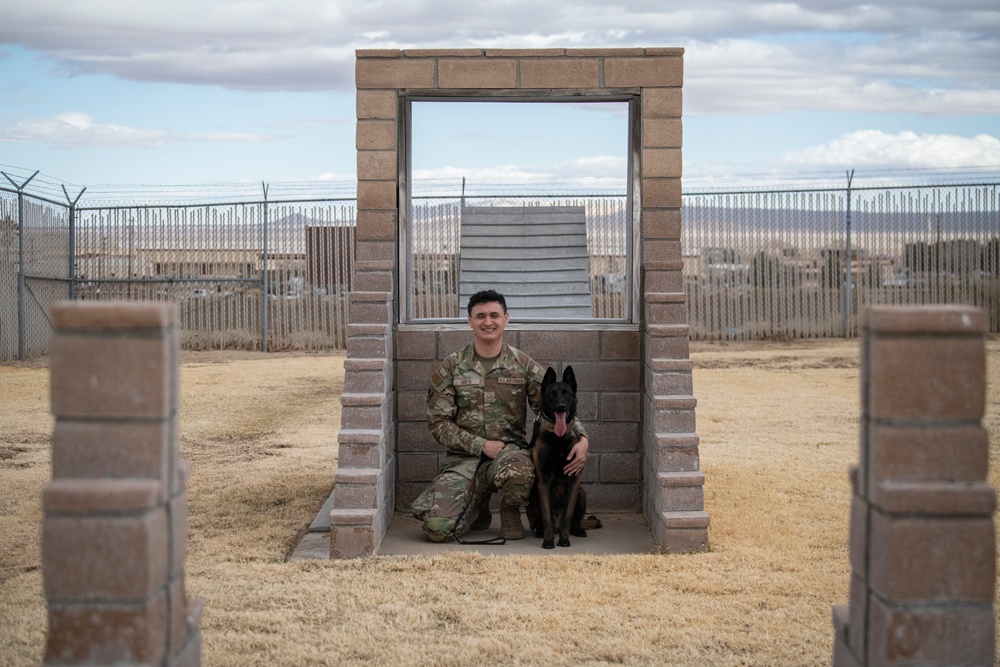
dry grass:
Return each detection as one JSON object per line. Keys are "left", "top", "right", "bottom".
{"left": 1, "top": 339, "right": 998, "bottom": 666}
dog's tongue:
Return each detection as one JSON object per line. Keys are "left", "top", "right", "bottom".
{"left": 554, "top": 412, "right": 568, "bottom": 437}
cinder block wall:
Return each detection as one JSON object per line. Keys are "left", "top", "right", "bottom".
{"left": 832, "top": 305, "right": 996, "bottom": 667}
{"left": 42, "top": 302, "right": 202, "bottom": 666}
{"left": 331, "top": 48, "right": 708, "bottom": 557}
{"left": 396, "top": 327, "right": 644, "bottom": 511}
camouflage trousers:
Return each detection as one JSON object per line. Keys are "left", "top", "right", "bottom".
{"left": 411, "top": 444, "right": 534, "bottom": 543}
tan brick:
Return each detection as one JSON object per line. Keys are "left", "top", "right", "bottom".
{"left": 600, "top": 452, "right": 641, "bottom": 482}
{"left": 642, "top": 208, "right": 682, "bottom": 239}
{"left": 403, "top": 48, "right": 483, "bottom": 58}
{"left": 601, "top": 331, "right": 641, "bottom": 360}
{"left": 486, "top": 48, "right": 565, "bottom": 57}
{"left": 868, "top": 335, "right": 985, "bottom": 421}
{"left": 354, "top": 240, "right": 395, "bottom": 263}
{"left": 600, "top": 392, "right": 641, "bottom": 422}
{"left": 395, "top": 390, "right": 425, "bottom": 421}
{"left": 642, "top": 148, "right": 683, "bottom": 179}
{"left": 355, "top": 209, "right": 396, "bottom": 242}
{"left": 42, "top": 509, "right": 169, "bottom": 600}
{"left": 605, "top": 56, "right": 683, "bottom": 88}
{"left": 51, "top": 420, "right": 172, "bottom": 486}
{"left": 356, "top": 57, "right": 434, "bottom": 89}
{"left": 395, "top": 329, "right": 437, "bottom": 359}
{"left": 45, "top": 595, "right": 167, "bottom": 665}
{"left": 863, "top": 305, "right": 987, "bottom": 335}
{"left": 357, "top": 89, "right": 398, "bottom": 119}
{"left": 518, "top": 330, "right": 600, "bottom": 360}
{"left": 570, "top": 360, "right": 642, "bottom": 392}
{"left": 52, "top": 301, "right": 177, "bottom": 331}
{"left": 356, "top": 119, "right": 396, "bottom": 151}
{"left": 438, "top": 59, "right": 517, "bottom": 89}
{"left": 520, "top": 58, "right": 601, "bottom": 89}
{"left": 642, "top": 177, "right": 683, "bottom": 208}
{"left": 644, "top": 266, "right": 683, "bottom": 292}
{"left": 357, "top": 179, "right": 397, "bottom": 211}
{"left": 848, "top": 494, "right": 868, "bottom": 577}
{"left": 356, "top": 49, "right": 402, "bottom": 59}
{"left": 643, "top": 88, "right": 683, "bottom": 117}
{"left": 396, "top": 421, "right": 439, "bottom": 453}
{"left": 643, "top": 118, "right": 683, "bottom": 149}
{"left": 584, "top": 421, "right": 640, "bottom": 453}
{"left": 566, "top": 48, "right": 645, "bottom": 57}
{"left": 397, "top": 452, "right": 438, "bottom": 482}
{"left": 644, "top": 238, "right": 683, "bottom": 264}
{"left": 50, "top": 335, "right": 173, "bottom": 420}
{"left": 43, "top": 478, "right": 160, "bottom": 514}
{"left": 357, "top": 149, "right": 397, "bottom": 181}
{"left": 869, "top": 424, "right": 988, "bottom": 484}
{"left": 395, "top": 360, "right": 437, "bottom": 391}
{"left": 867, "top": 596, "right": 996, "bottom": 666}
{"left": 868, "top": 512, "right": 995, "bottom": 602}
{"left": 872, "top": 479, "right": 997, "bottom": 517}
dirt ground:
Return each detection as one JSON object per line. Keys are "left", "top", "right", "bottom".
{"left": 1, "top": 338, "right": 998, "bottom": 666}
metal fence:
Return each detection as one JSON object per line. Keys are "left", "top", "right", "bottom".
{"left": 684, "top": 182, "right": 1000, "bottom": 339}
{"left": 1, "top": 175, "right": 356, "bottom": 359}
{"left": 2, "top": 173, "right": 998, "bottom": 360}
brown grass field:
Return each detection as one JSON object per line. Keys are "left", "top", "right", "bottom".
{"left": 1, "top": 338, "right": 998, "bottom": 666}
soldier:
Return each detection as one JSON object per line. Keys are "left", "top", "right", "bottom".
{"left": 411, "top": 289, "right": 589, "bottom": 542}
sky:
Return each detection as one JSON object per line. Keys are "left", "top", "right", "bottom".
{"left": 1, "top": 0, "right": 999, "bottom": 201}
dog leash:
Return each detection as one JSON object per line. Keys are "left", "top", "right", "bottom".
{"left": 453, "top": 455, "right": 506, "bottom": 545}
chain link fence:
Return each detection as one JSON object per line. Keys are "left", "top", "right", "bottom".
{"left": 2, "top": 174, "right": 998, "bottom": 360}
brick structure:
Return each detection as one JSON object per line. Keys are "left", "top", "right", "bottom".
{"left": 833, "top": 305, "right": 996, "bottom": 666}
{"left": 42, "top": 302, "right": 202, "bottom": 666}
{"left": 332, "top": 48, "right": 708, "bottom": 557}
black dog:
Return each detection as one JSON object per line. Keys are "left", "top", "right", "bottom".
{"left": 526, "top": 366, "right": 599, "bottom": 549}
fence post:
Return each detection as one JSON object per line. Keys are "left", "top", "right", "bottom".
{"left": 262, "top": 182, "right": 270, "bottom": 353}
{"left": 61, "top": 185, "right": 86, "bottom": 301}
{"left": 2, "top": 169, "right": 39, "bottom": 360}
{"left": 843, "top": 169, "right": 854, "bottom": 339}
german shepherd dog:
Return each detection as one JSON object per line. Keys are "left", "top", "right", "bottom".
{"left": 526, "top": 366, "right": 599, "bottom": 549}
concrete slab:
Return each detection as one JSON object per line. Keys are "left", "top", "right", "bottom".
{"left": 288, "top": 511, "right": 659, "bottom": 561}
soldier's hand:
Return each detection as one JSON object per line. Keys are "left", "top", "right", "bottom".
{"left": 564, "top": 437, "right": 589, "bottom": 476}
{"left": 482, "top": 440, "right": 505, "bottom": 459}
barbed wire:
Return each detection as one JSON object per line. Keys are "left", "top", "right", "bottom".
{"left": 2, "top": 162, "right": 998, "bottom": 205}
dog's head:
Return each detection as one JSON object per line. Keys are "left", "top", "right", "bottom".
{"left": 540, "top": 366, "right": 577, "bottom": 438}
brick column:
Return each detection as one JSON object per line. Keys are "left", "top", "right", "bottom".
{"left": 833, "top": 305, "right": 995, "bottom": 667}
{"left": 42, "top": 301, "right": 202, "bottom": 667}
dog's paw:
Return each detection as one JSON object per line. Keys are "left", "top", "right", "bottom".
{"left": 542, "top": 539, "right": 555, "bottom": 549}
{"left": 570, "top": 528, "right": 587, "bottom": 538}
{"left": 557, "top": 538, "right": 571, "bottom": 547}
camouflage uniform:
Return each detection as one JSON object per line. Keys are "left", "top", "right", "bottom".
{"left": 411, "top": 342, "right": 588, "bottom": 542}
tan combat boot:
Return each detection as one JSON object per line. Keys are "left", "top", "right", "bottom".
{"left": 470, "top": 494, "right": 492, "bottom": 530}
{"left": 499, "top": 500, "right": 525, "bottom": 540}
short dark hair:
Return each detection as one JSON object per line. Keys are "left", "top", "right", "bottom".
{"left": 467, "top": 289, "right": 507, "bottom": 316}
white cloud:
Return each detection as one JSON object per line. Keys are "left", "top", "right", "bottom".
{"left": 0, "top": 0, "right": 996, "bottom": 118}
{"left": 780, "top": 130, "right": 1000, "bottom": 168}
{"left": 0, "top": 112, "right": 280, "bottom": 148}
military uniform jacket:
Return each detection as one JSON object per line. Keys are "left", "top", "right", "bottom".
{"left": 427, "top": 342, "right": 588, "bottom": 479}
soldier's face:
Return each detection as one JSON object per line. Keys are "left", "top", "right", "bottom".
{"left": 468, "top": 301, "right": 508, "bottom": 344}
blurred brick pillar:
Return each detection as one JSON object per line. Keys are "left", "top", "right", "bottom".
{"left": 42, "top": 302, "right": 202, "bottom": 667}
{"left": 833, "top": 305, "right": 995, "bottom": 667}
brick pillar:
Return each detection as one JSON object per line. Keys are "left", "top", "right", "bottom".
{"left": 833, "top": 305, "right": 995, "bottom": 667}
{"left": 42, "top": 302, "right": 202, "bottom": 667}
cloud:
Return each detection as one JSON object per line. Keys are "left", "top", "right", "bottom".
{"left": 0, "top": 0, "right": 996, "bottom": 119}
{"left": 0, "top": 112, "right": 280, "bottom": 148}
{"left": 780, "top": 130, "right": 1000, "bottom": 168}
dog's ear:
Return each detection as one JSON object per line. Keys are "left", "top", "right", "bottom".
{"left": 562, "top": 366, "right": 577, "bottom": 394}
{"left": 542, "top": 366, "right": 557, "bottom": 389}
